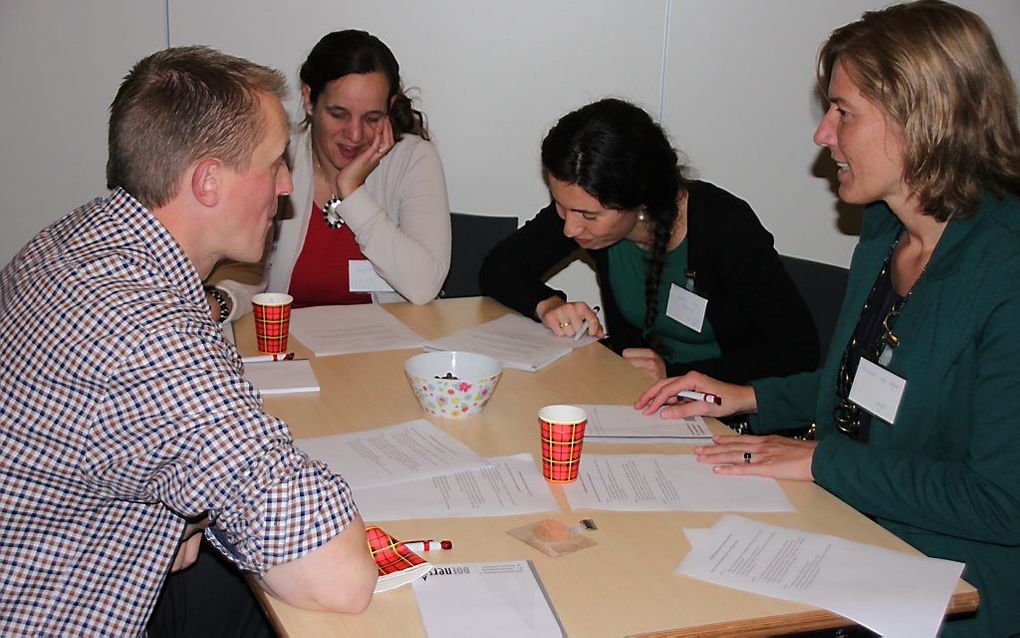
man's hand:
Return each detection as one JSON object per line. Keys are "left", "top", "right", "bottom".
{"left": 170, "top": 519, "right": 210, "bottom": 573}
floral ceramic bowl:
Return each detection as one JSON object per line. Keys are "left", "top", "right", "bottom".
{"left": 404, "top": 351, "right": 503, "bottom": 418}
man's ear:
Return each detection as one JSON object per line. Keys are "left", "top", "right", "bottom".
{"left": 191, "top": 158, "right": 222, "bottom": 207}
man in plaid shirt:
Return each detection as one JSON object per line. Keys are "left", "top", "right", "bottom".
{"left": 0, "top": 47, "right": 377, "bottom": 635}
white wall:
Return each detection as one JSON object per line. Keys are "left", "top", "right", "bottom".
{"left": 0, "top": 0, "right": 166, "bottom": 264}
{"left": 2, "top": 0, "right": 1018, "bottom": 305}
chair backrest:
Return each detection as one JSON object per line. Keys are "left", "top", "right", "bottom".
{"left": 779, "top": 254, "right": 849, "bottom": 358}
{"left": 440, "top": 212, "right": 519, "bottom": 298}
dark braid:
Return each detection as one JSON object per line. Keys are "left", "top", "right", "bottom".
{"left": 541, "top": 99, "right": 687, "bottom": 349}
{"left": 299, "top": 29, "right": 430, "bottom": 141}
{"left": 642, "top": 187, "right": 680, "bottom": 341}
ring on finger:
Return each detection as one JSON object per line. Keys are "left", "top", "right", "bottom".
{"left": 743, "top": 451, "right": 752, "bottom": 464}
{"left": 559, "top": 321, "right": 571, "bottom": 328}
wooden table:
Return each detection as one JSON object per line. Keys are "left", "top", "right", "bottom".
{"left": 235, "top": 297, "right": 977, "bottom": 637}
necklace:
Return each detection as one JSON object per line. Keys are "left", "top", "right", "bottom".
{"left": 832, "top": 228, "right": 938, "bottom": 439}
{"left": 322, "top": 195, "right": 345, "bottom": 229}
{"left": 313, "top": 152, "right": 345, "bottom": 229}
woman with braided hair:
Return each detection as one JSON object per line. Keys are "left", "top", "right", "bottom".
{"left": 480, "top": 98, "right": 818, "bottom": 383}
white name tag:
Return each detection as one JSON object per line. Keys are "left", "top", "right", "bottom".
{"left": 349, "top": 260, "right": 395, "bottom": 292}
{"left": 666, "top": 283, "right": 707, "bottom": 333}
{"left": 848, "top": 357, "right": 906, "bottom": 425}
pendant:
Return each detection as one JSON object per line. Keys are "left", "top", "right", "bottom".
{"left": 322, "top": 195, "right": 345, "bottom": 229}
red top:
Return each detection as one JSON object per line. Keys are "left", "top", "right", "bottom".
{"left": 288, "top": 202, "right": 372, "bottom": 307}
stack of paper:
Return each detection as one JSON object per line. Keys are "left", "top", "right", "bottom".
{"left": 425, "top": 313, "right": 595, "bottom": 372}
{"left": 295, "top": 420, "right": 492, "bottom": 490}
{"left": 355, "top": 454, "right": 559, "bottom": 522}
{"left": 244, "top": 359, "right": 320, "bottom": 395}
{"left": 580, "top": 404, "right": 712, "bottom": 442}
{"left": 289, "top": 304, "right": 424, "bottom": 356}
{"left": 562, "top": 454, "right": 794, "bottom": 512}
{"left": 677, "top": 515, "right": 964, "bottom": 637}
{"left": 296, "top": 422, "right": 560, "bottom": 522}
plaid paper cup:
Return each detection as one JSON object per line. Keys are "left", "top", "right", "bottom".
{"left": 539, "top": 404, "right": 588, "bottom": 483}
{"left": 365, "top": 525, "right": 427, "bottom": 576}
{"left": 252, "top": 292, "right": 293, "bottom": 354}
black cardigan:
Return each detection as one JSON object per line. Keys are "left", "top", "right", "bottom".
{"left": 479, "top": 180, "right": 819, "bottom": 384}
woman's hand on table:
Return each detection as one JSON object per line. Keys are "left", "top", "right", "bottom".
{"left": 635, "top": 371, "right": 756, "bottom": 419}
{"left": 536, "top": 297, "right": 604, "bottom": 338}
{"left": 336, "top": 117, "right": 395, "bottom": 198}
{"left": 622, "top": 348, "right": 666, "bottom": 380}
{"left": 695, "top": 434, "right": 817, "bottom": 481}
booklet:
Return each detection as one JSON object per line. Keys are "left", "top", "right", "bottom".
{"left": 412, "top": 560, "right": 566, "bottom": 638}
{"left": 244, "top": 359, "right": 320, "bottom": 395}
{"left": 425, "top": 313, "right": 595, "bottom": 372}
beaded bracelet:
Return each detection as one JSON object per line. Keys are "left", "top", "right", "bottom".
{"left": 204, "top": 286, "right": 231, "bottom": 324}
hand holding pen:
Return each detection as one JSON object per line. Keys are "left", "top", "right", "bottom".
{"left": 573, "top": 305, "right": 601, "bottom": 341}
{"left": 634, "top": 371, "right": 756, "bottom": 419}
{"left": 538, "top": 299, "right": 605, "bottom": 339}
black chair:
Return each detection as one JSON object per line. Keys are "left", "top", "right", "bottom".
{"left": 440, "top": 212, "right": 519, "bottom": 298}
{"left": 780, "top": 254, "right": 850, "bottom": 357}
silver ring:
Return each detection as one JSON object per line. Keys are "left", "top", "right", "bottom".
{"left": 743, "top": 451, "right": 752, "bottom": 464}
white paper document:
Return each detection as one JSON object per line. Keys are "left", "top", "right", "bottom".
{"left": 349, "top": 259, "right": 395, "bottom": 292}
{"left": 580, "top": 404, "right": 712, "bottom": 442}
{"left": 425, "top": 313, "right": 595, "bottom": 372}
{"left": 295, "top": 419, "right": 491, "bottom": 490}
{"left": 356, "top": 454, "right": 559, "bottom": 521}
{"left": 677, "top": 515, "right": 964, "bottom": 638}
{"left": 562, "top": 454, "right": 793, "bottom": 512}
{"left": 412, "top": 560, "right": 565, "bottom": 638}
{"left": 244, "top": 359, "right": 320, "bottom": 395}
{"left": 289, "top": 304, "right": 424, "bottom": 356}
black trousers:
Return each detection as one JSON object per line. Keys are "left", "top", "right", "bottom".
{"left": 146, "top": 539, "right": 275, "bottom": 637}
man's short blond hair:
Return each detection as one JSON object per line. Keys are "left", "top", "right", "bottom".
{"left": 106, "top": 46, "right": 288, "bottom": 209}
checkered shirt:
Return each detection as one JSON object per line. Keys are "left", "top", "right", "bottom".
{"left": 0, "top": 189, "right": 359, "bottom": 636}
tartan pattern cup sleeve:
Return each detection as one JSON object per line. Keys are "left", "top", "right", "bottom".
{"left": 366, "top": 525, "right": 427, "bottom": 576}
{"left": 540, "top": 420, "right": 587, "bottom": 482}
{"left": 252, "top": 298, "right": 292, "bottom": 354}
{"left": 0, "top": 189, "right": 359, "bottom": 636}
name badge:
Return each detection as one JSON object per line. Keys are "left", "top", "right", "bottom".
{"left": 848, "top": 357, "right": 906, "bottom": 425}
{"left": 349, "top": 260, "right": 395, "bottom": 292}
{"left": 666, "top": 283, "right": 707, "bottom": 333}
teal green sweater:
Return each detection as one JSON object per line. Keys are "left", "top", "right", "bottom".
{"left": 751, "top": 192, "right": 1020, "bottom": 637}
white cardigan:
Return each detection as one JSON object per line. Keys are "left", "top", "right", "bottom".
{"left": 212, "top": 126, "right": 451, "bottom": 320}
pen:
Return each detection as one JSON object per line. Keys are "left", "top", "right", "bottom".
{"left": 241, "top": 352, "right": 295, "bottom": 364}
{"left": 573, "top": 305, "right": 601, "bottom": 342}
{"left": 403, "top": 539, "right": 453, "bottom": 552}
{"left": 674, "top": 390, "right": 722, "bottom": 406}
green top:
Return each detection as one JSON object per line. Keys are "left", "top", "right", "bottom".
{"left": 751, "top": 192, "right": 1020, "bottom": 637}
{"left": 607, "top": 238, "right": 722, "bottom": 363}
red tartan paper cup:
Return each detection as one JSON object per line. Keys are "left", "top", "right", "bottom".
{"left": 539, "top": 405, "right": 588, "bottom": 483}
{"left": 252, "top": 292, "right": 293, "bottom": 354}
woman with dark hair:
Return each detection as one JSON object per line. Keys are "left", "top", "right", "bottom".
{"left": 480, "top": 98, "right": 818, "bottom": 384}
{"left": 639, "top": 2, "right": 1020, "bottom": 634}
{"left": 207, "top": 29, "right": 450, "bottom": 318}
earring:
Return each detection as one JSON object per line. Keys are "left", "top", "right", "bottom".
{"left": 637, "top": 211, "right": 648, "bottom": 222}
